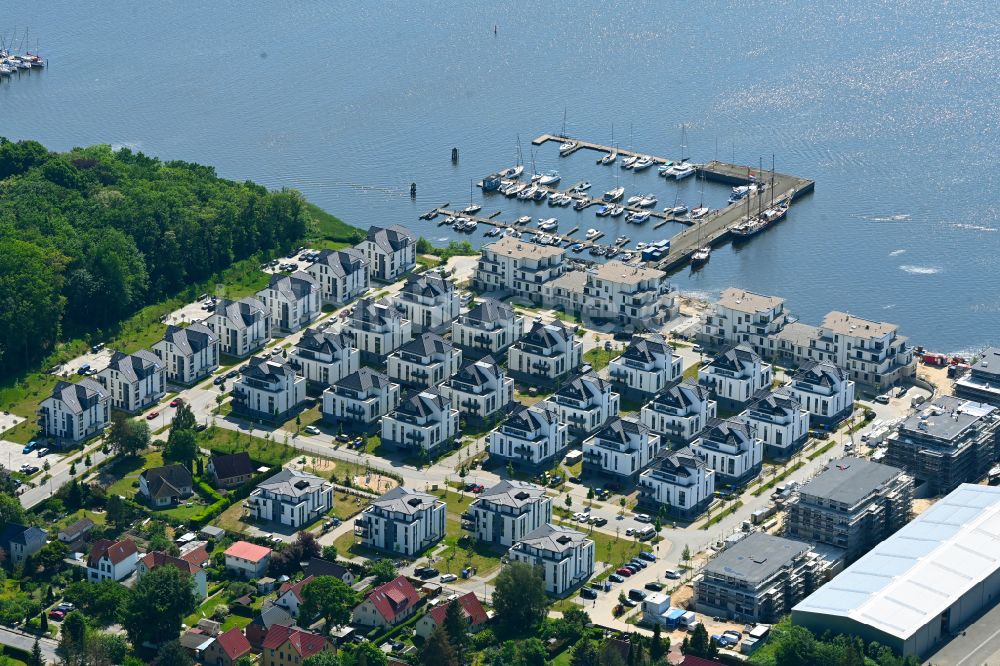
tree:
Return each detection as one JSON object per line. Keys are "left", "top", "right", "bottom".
{"left": 0, "top": 493, "right": 25, "bottom": 525}
{"left": 29, "top": 639, "right": 42, "bottom": 666}
{"left": 122, "top": 565, "right": 197, "bottom": 648}
{"left": 39, "top": 610, "right": 48, "bottom": 634}
{"left": 322, "top": 545, "right": 338, "bottom": 561}
{"left": 342, "top": 640, "right": 387, "bottom": 666}
{"left": 154, "top": 640, "right": 194, "bottom": 666}
{"left": 565, "top": 494, "right": 572, "bottom": 508}
{"left": 171, "top": 403, "right": 196, "bottom": 432}
{"left": 586, "top": 487, "right": 595, "bottom": 507}
{"left": 442, "top": 598, "right": 469, "bottom": 658}
{"left": 164, "top": 428, "right": 198, "bottom": 468}
{"left": 651, "top": 625, "right": 666, "bottom": 660}
{"left": 304, "top": 652, "right": 341, "bottom": 666}
{"left": 87, "top": 632, "right": 129, "bottom": 666}
{"left": 106, "top": 414, "right": 149, "bottom": 457}
{"left": 685, "top": 623, "right": 717, "bottom": 659}
{"left": 270, "top": 531, "right": 322, "bottom": 574}
{"left": 366, "top": 559, "right": 397, "bottom": 584}
{"left": 32, "top": 540, "right": 68, "bottom": 573}
{"left": 105, "top": 494, "right": 138, "bottom": 528}
{"left": 299, "top": 576, "right": 359, "bottom": 628}
{"left": 571, "top": 639, "right": 600, "bottom": 666}
{"left": 681, "top": 544, "right": 691, "bottom": 569}
{"left": 492, "top": 562, "right": 548, "bottom": 638}
{"left": 57, "top": 610, "right": 89, "bottom": 665}
{"left": 421, "top": 625, "right": 459, "bottom": 666}
{"left": 619, "top": 496, "right": 627, "bottom": 517}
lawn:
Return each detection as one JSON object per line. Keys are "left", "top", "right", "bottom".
{"left": 430, "top": 489, "right": 503, "bottom": 576}
{"left": 305, "top": 202, "right": 366, "bottom": 245}
{"left": 184, "top": 588, "right": 255, "bottom": 631}
{"left": 682, "top": 363, "right": 700, "bottom": 382}
{"left": 104, "top": 450, "right": 165, "bottom": 497}
{"left": 195, "top": 426, "right": 297, "bottom": 467}
{"left": 583, "top": 347, "right": 616, "bottom": 371}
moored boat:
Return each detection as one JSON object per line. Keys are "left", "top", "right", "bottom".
{"left": 603, "top": 186, "right": 625, "bottom": 203}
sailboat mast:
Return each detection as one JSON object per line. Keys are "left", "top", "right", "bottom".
{"left": 771, "top": 154, "right": 776, "bottom": 207}
{"left": 758, "top": 158, "right": 764, "bottom": 216}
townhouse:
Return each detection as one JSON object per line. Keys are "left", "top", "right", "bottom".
{"left": 393, "top": 271, "right": 460, "bottom": 333}
{"left": 343, "top": 297, "right": 412, "bottom": 363}
{"left": 290, "top": 328, "right": 359, "bottom": 389}
{"left": 739, "top": 391, "right": 811, "bottom": 459}
{"left": 39, "top": 379, "right": 110, "bottom": 445}
{"left": 508, "top": 524, "right": 595, "bottom": 596}
{"left": 582, "top": 417, "right": 662, "bottom": 485}
{"left": 321, "top": 368, "right": 400, "bottom": 433}
{"left": 248, "top": 469, "right": 333, "bottom": 529}
{"left": 354, "top": 487, "right": 446, "bottom": 556}
{"left": 306, "top": 247, "right": 370, "bottom": 305}
{"left": 545, "top": 371, "right": 620, "bottom": 440}
{"left": 691, "top": 419, "right": 764, "bottom": 487}
{"left": 207, "top": 297, "right": 270, "bottom": 358}
{"left": 386, "top": 332, "right": 462, "bottom": 389}
{"left": 440, "top": 355, "right": 514, "bottom": 425}
{"left": 608, "top": 334, "right": 683, "bottom": 398}
{"left": 380, "top": 387, "right": 460, "bottom": 454}
{"left": 451, "top": 297, "right": 524, "bottom": 359}
{"left": 96, "top": 349, "right": 165, "bottom": 413}
{"left": 464, "top": 480, "right": 552, "bottom": 548}
{"left": 357, "top": 225, "right": 416, "bottom": 282}
{"left": 232, "top": 356, "right": 306, "bottom": 422}
{"left": 698, "top": 344, "right": 774, "bottom": 411}
{"left": 639, "top": 381, "right": 717, "bottom": 445}
{"left": 474, "top": 235, "right": 566, "bottom": 304}
{"left": 153, "top": 323, "right": 219, "bottom": 385}
{"left": 488, "top": 403, "right": 568, "bottom": 469}
{"left": 784, "top": 361, "right": 856, "bottom": 427}
{"left": 507, "top": 319, "right": 582, "bottom": 385}
{"left": 257, "top": 271, "right": 320, "bottom": 333}
{"left": 639, "top": 448, "right": 715, "bottom": 519}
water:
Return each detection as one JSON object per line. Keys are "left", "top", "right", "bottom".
{"left": 3, "top": 0, "right": 998, "bottom": 353}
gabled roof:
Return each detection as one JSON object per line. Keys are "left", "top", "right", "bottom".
{"left": 140, "top": 550, "right": 202, "bottom": 576}
{"left": 792, "top": 361, "right": 846, "bottom": 388}
{"left": 334, "top": 367, "right": 392, "bottom": 394}
{"left": 105, "top": 349, "right": 162, "bottom": 382}
{"left": 181, "top": 545, "right": 210, "bottom": 568}
{"left": 650, "top": 381, "right": 710, "bottom": 410}
{"left": 394, "top": 388, "right": 449, "bottom": 419}
{"left": 366, "top": 225, "right": 415, "bottom": 253}
{"left": 646, "top": 446, "right": 705, "bottom": 478}
{"left": 447, "top": 356, "right": 500, "bottom": 389}
{"left": 296, "top": 328, "right": 353, "bottom": 356}
{"left": 266, "top": 271, "right": 317, "bottom": 302}
{"left": 351, "top": 297, "right": 402, "bottom": 326}
{"left": 504, "top": 403, "right": 560, "bottom": 432}
{"left": 140, "top": 464, "right": 193, "bottom": 500}
{"left": 87, "top": 539, "right": 137, "bottom": 568}
{"left": 303, "top": 557, "right": 352, "bottom": 580}
{"left": 397, "top": 332, "right": 454, "bottom": 358}
{"left": 256, "top": 469, "right": 329, "bottom": 498}
{"left": 0, "top": 523, "right": 45, "bottom": 548}
{"left": 241, "top": 355, "right": 297, "bottom": 382}
{"left": 278, "top": 575, "right": 314, "bottom": 604}
{"left": 250, "top": 603, "right": 293, "bottom": 630}
{"left": 554, "top": 371, "right": 609, "bottom": 402}
{"left": 520, "top": 320, "right": 572, "bottom": 348}
{"left": 703, "top": 419, "right": 753, "bottom": 448}
{"left": 48, "top": 379, "right": 108, "bottom": 413}
{"left": 210, "top": 452, "right": 255, "bottom": 481}
{"left": 314, "top": 247, "right": 368, "bottom": 277}
{"left": 515, "top": 523, "right": 590, "bottom": 553}
{"left": 427, "top": 592, "right": 488, "bottom": 629}
{"left": 707, "top": 344, "right": 761, "bottom": 372}
{"left": 58, "top": 517, "right": 95, "bottom": 541}
{"left": 592, "top": 417, "right": 648, "bottom": 448}
{"left": 261, "top": 624, "right": 330, "bottom": 658}
{"left": 225, "top": 541, "right": 272, "bottom": 563}
{"left": 478, "top": 480, "right": 547, "bottom": 509}
{"left": 364, "top": 576, "right": 420, "bottom": 623}
{"left": 620, "top": 334, "right": 672, "bottom": 364}
{"left": 162, "top": 323, "right": 217, "bottom": 355}
{"left": 371, "top": 487, "right": 442, "bottom": 515}
{"left": 401, "top": 272, "right": 453, "bottom": 299}
{"left": 213, "top": 627, "right": 252, "bottom": 661}
{"left": 463, "top": 298, "right": 515, "bottom": 325}
{"left": 215, "top": 297, "right": 266, "bottom": 330}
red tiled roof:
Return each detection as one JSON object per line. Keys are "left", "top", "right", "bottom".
{"left": 87, "top": 538, "right": 137, "bottom": 568}
{"left": 140, "top": 551, "right": 201, "bottom": 575}
{"left": 181, "top": 545, "right": 210, "bottom": 568}
{"left": 214, "top": 627, "right": 251, "bottom": 661}
{"left": 278, "top": 575, "right": 314, "bottom": 603}
{"left": 365, "top": 576, "right": 420, "bottom": 623}
{"left": 427, "top": 592, "right": 488, "bottom": 629}
{"left": 680, "top": 657, "right": 727, "bottom": 666}
{"left": 224, "top": 540, "right": 272, "bottom": 563}
{"left": 261, "top": 625, "right": 329, "bottom": 659}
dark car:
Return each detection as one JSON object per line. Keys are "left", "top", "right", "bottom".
{"left": 580, "top": 588, "right": 598, "bottom": 600}
{"left": 568, "top": 476, "right": 582, "bottom": 484}
{"left": 608, "top": 573, "right": 625, "bottom": 583}
{"left": 336, "top": 433, "right": 350, "bottom": 443}
{"left": 213, "top": 376, "right": 224, "bottom": 385}
{"left": 593, "top": 517, "right": 608, "bottom": 527}
{"left": 226, "top": 370, "right": 240, "bottom": 380}
{"left": 194, "top": 423, "right": 207, "bottom": 432}
{"left": 622, "top": 599, "right": 638, "bottom": 608}
{"left": 644, "top": 582, "right": 664, "bottom": 592}
{"left": 415, "top": 567, "right": 439, "bottom": 580}
{"left": 628, "top": 589, "right": 647, "bottom": 602}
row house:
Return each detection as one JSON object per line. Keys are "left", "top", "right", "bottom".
{"left": 358, "top": 225, "right": 416, "bottom": 282}
{"left": 355, "top": 487, "right": 446, "bottom": 556}
{"left": 96, "top": 349, "right": 164, "bottom": 413}
{"left": 545, "top": 372, "right": 620, "bottom": 440}
{"left": 257, "top": 271, "right": 320, "bottom": 333}
{"left": 451, "top": 298, "right": 524, "bottom": 359}
{"left": 784, "top": 361, "right": 856, "bottom": 427}
{"left": 394, "top": 271, "right": 460, "bottom": 333}
{"left": 39, "top": 379, "right": 110, "bottom": 445}
{"left": 699, "top": 288, "right": 788, "bottom": 355}
{"left": 321, "top": 368, "right": 400, "bottom": 433}
{"left": 698, "top": 344, "right": 774, "bottom": 410}
{"left": 739, "top": 391, "right": 811, "bottom": 460}
{"left": 305, "top": 247, "right": 370, "bottom": 305}
{"left": 207, "top": 297, "right": 269, "bottom": 358}
{"left": 380, "top": 388, "right": 460, "bottom": 454}
{"left": 440, "top": 355, "right": 514, "bottom": 425}
{"left": 344, "top": 297, "right": 412, "bottom": 364}
{"left": 464, "top": 480, "right": 552, "bottom": 548}
{"left": 639, "top": 381, "right": 717, "bottom": 445}
{"left": 488, "top": 403, "right": 568, "bottom": 469}
{"left": 249, "top": 469, "right": 333, "bottom": 529}
{"left": 232, "top": 356, "right": 306, "bottom": 422}
{"left": 474, "top": 236, "right": 566, "bottom": 305}
{"left": 608, "top": 334, "right": 683, "bottom": 398}
{"left": 639, "top": 448, "right": 715, "bottom": 519}
{"left": 387, "top": 332, "right": 462, "bottom": 389}
{"left": 290, "top": 328, "right": 359, "bottom": 389}
{"left": 507, "top": 319, "right": 581, "bottom": 385}
{"left": 691, "top": 419, "right": 764, "bottom": 487}
{"left": 582, "top": 417, "right": 662, "bottom": 485}
{"left": 508, "top": 524, "right": 595, "bottom": 596}
{"left": 153, "top": 323, "right": 219, "bottom": 385}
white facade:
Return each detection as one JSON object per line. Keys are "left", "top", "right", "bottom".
{"left": 466, "top": 480, "right": 552, "bottom": 548}
{"left": 96, "top": 349, "right": 165, "bottom": 413}
{"left": 608, "top": 334, "right": 683, "bottom": 396}
{"left": 387, "top": 333, "right": 462, "bottom": 389}
{"left": 785, "top": 361, "right": 856, "bottom": 426}
{"left": 232, "top": 356, "right": 306, "bottom": 422}
{"left": 207, "top": 297, "right": 270, "bottom": 358}
{"left": 700, "top": 288, "right": 788, "bottom": 355}
{"left": 639, "top": 447, "right": 716, "bottom": 519}
{"left": 249, "top": 469, "right": 333, "bottom": 528}
{"left": 451, "top": 298, "right": 524, "bottom": 358}
{"left": 692, "top": 420, "right": 764, "bottom": 486}
{"left": 394, "top": 272, "right": 460, "bottom": 333}
{"left": 488, "top": 404, "right": 568, "bottom": 468}
{"left": 508, "top": 524, "right": 595, "bottom": 596}
{"left": 545, "top": 372, "right": 620, "bottom": 439}
{"left": 582, "top": 417, "right": 662, "bottom": 483}
{"left": 153, "top": 323, "right": 219, "bottom": 385}
{"left": 306, "top": 247, "right": 370, "bottom": 305}
{"left": 87, "top": 540, "right": 138, "bottom": 583}
{"left": 698, "top": 344, "right": 774, "bottom": 409}
{"left": 291, "top": 328, "right": 359, "bottom": 388}
{"left": 344, "top": 297, "right": 412, "bottom": 361}
{"left": 474, "top": 236, "right": 566, "bottom": 304}
{"left": 358, "top": 225, "right": 416, "bottom": 282}
{"left": 739, "top": 391, "right": 811, "bottom": 458}
{"left": 355, "top": 487, "right": 446, "bottom": 556}
{"left": 321, "top": 368, "right": 400, "bottom": 431}
{"left": 579, "top": 261, "right": 677, "bottom": 326}
{"left": 380, "top": 388, "right": 459, "bottom": 454}
{"left": 640, "top": 381, "right": 717, "bottom": 444}
{"left": 812, "top": 311, "right": 916, "bottom": 388}
{"left": 507, "top": 320, "right": 582, "bottom": 384}
{"left": 257, "top": 271, "right": 320, "bottom": 333}
{"left": 440, "top": 356, "right": 514, "bottom": 423}
{"left": 39, "top": 379, "right": 110, "bottom": 444}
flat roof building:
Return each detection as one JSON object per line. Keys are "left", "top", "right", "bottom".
{"left": 955, "top": 347, "right": 1000, "bottom": 407}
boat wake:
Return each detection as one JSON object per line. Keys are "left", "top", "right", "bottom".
{"left": 870, "top": 214, "right": 911, "bottom": 222}
{"left": 899, "top": 265, "right": 941, "bottom": 275}
{"left": 952, "top": 223, "right": 997, "bottom": 233}
{"left": 889, "top": 249, "right": 906, "bottom": 257}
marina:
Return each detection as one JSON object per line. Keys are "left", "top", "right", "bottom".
{"left": 0, "top": 30, "right": 46, "bottom": 81}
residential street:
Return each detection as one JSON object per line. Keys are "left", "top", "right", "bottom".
{"left": 0, "top": 626, "right": 57, "bottom": 663}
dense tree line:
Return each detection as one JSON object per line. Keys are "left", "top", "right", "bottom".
{"left": 0, "top": 138, "right": 312, "bottom": 374}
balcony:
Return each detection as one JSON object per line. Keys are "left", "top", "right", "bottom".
{"left": 353, "top": 520, "right": 370, "bottom": 537}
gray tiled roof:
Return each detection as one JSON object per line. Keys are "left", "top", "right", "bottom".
{"left": 792, "top": 361, "right": 846, "bottom": 388}
{"left": 398, "top": 332, "right": 454, "bottom": 358}
{"left": 105, "top": 349, "right": 162, "bottom": 382}
{"left": 708, "top": 343, "right": 761, "bottom": 372}
{"left": 371, "top": 486, "right": 441, "bottom": 514}
{"left": 366, "top": 225, "right": 415, "bottom": 253}
{"left": 315, "top": 248, "right": 368, "bottom": 277}
{"left": 163, "top": 323, "right": 217, "bottom": 356}
{"left": 335, "top": 368, "right": 391, "bottom": 393}
{"left": 242, "top": 356, "right": 296, "bottom": 382}
{"left": 216, "top": 297, "right": 266, "bottom": 330}
{"left": 621, "top": 334, "right": 672, "bottom": 364}
{"left": 478, "top": 480, "right": 548, "bottom": 509}
{"left": 515, "top": 523, "right": 590, "bottom": 553}
{"left": 448, "top": 356, "right": 500, "bottom": 388}
{"left": 463, "top": 298, "right": 515, "bottom": 325}
{"left": 401, "top": 273, "right": 452, "bottom": 299}
{"left": 650, "top": 381, "right": 710, "bottom": 410}
{"left": 267, "top": 271, "right": 317, "bottom": 302}
{"left": 50, "top": 379, "right": 108, "bottom": 414}
{"left": 394, "top": 388, "right": 449, "bottom": 419}
{"left": 257, "top": 469, "right": 329, "bottom": 497}
{"left": 296, "top": 328, "right": 352, "bottom": 355}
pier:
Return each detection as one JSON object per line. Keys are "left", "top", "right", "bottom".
{"left": 433, "top": 207, "right": 616, "bottom": 253}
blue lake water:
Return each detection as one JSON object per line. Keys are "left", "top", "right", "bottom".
{"left": 3, "top": 0, "right": 998, "bottom": 352}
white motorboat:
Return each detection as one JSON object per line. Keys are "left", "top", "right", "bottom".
{"left": 673, "top": 163, "right": 695, "bottom": 180}
{"left": 465, "top": 220, "right": 478, "bottom": 232}
{"left": 691, "top": 246, "right": 711, "bottom": 265}
{"left": 585, "top": 228, "right": 600, "bottom": 239}
{"left": 518, "top": 185, "right": 537, "bottom": 200}
{"left": 538, "top": 218, "right": 559, "bottom": 231}
{"left": 559, "top": 141, "right": 578, "bottom": 155}
{"left": 557, "top": 195, "right": 573, "bottom": 207}
{"left": 506, "top": 182, "right": 527, "bottom": 197}
{"left": 638, "top": 194, "right": 658, "bottom": 208}
{"left": 691, "top": 206, "right": 709, "bottom": 219}
{"left": 615, "top": 236, "right": 627, "bottom": 245}
{"left": 609, "top": 205, "right": 625, "bottom": 217}
{"left": 572, "top": 181, "right": 592, "bottom": 192}
{"left": 443, "top": 216, "right": 455, "bottom": 226}
{"left": 573, "top": 198, "right": 589, "bottom": 211}
{"left": 627, "top": 194, "right": 644, "bottom": 206}
{"left": 622, "top": 252, "right": 634, "bottom": 262}
{"left": 621, "top": 155, "right": 638, "bottom": 169}
{"left": 627, "top": 211, "right": 650, "bottom": 224}
{"left": 657, "top": 161, "right": 675, "bottom": 176}
{"left": 603, "top": 186, "right": 625, "bottom": 203}
{"left": 538, "top": 171, "right": 561, "bottom": 186}
{"left": 532, "top": 188, "right": 548, "bottom": 201}
{"left": 516, "top": 215, "right": 532, "bottom": 225}
{"left": 538, "top": 233, "right": 554, "bottom": 244}
{"left": 548, "top": 193, "right": 568, "bottom": 207}
{"left": 635, "top": 242, "right": 648, "bottom": 251}
{"left": 596, "top": 205, "right": 613, "bottom": 217}
{"left": 633, "top": 155, "right": 654, "bottom": 171}
{"left": 668, "top": 204, "right": 689, "bottom": 216}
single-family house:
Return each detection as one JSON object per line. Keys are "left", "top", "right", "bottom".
{"left": 351, "top": 575, "right": 421, "bottom": 628}
{"left": 87, "top": 539, "right": 138, "bottom": 582}
{"left": 207, "top": 452, "right": 255, "bottom": 490}
{"left": 224, "top": 541, "right": 272, "bottom": 579}
{"left": 138, "top": 464, "right": 194, "bottom": 507}
{"left": 414, "top": 592, "right": 488, "bottom": 639}
{"left": 0, "top": 523, "right": 46, "bottom": 566}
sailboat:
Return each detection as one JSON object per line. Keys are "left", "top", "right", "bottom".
{"left": 598, "top": 125, "right": 617, "bottom": 165}
{"left": 691, "top": 170, "right": 709, "bottom": 219}
{"left": 500, "top": 136, "right": 525, "bottom": 179}
{"left": 558, "top": 108, "right": 577, "bottom": 155}
{"left": 463, "top": 180, "right": 482, "bottom": 214}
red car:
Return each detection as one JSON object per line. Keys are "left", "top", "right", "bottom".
{"left": 616, "top": 567, "right": 633, "bottom": 577}
{"left": 48, "top": 610, "right": 65, "bottom": 621}
{"left": 146, "top": 411, "right": 159, "bottom": 420}
{"left": 169, "top": 398, "right": 182, "bottom": 407}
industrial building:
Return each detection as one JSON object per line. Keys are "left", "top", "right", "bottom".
{"left": 792, "top": 484, "right": 1000, "bottom": 659}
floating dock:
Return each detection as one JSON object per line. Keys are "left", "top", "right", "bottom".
{"left": 433, "top": 207, "right": 621, "bottom": 255}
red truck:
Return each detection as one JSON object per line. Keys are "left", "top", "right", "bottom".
{"left": 923, "top": 353, "right": 948, "bottom": 366}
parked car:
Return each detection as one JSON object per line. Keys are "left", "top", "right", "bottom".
{"left": 194, "top": 423, "right": 207, "bottom": 432}
{"left": 226, "top": 370, "right": 240, "bottom": 380}
{"left": 36, "top": 448, "right": 50, "bottom": 457}
{"left": 77, "top": 364, "right": 91, "bottom": 375}
{"left": 622, "top": 599, "right": 638, "bottom": 608}
{"left": 213, "top": 376, "right": 224, "bottom": 385}
{"left": 415, "top": 567, "right": 439, "bottom": 580}
{"left": 568, "top": 476, "right": 581, "bottom": 484}
{"left": 169, "top": 398, "right": 183, "bottom": 408}
{"left": 580, "top": 588, "right": 598, "bottom": 600}
{"left": 874, "top": 393, "right": 890, "bottom": 404}
{"left": 616, "top": 567, "right": 633, "bottom": 577}
{"left": 628, "top": 589, "right": 647, "bottom": 602}
{"left": 625, "top": 528, "right": 635, "bottom": 537}
{"left": 303, "top": 425, "right": 320, "bottom": 435}
{"left": 20, "top": 465, "right": 39, "bottom": 475}
{"left": 336, "top": 433, "right": 351, "bottom": 443}
{"left": 146, "top": 411, "right": 159, "bottom": 420}
{"left": 644, "top": 582, "right": 664, "bottom": 592}
{"left": 48, "top": 610, "right": 65, "bottom": 621}
{"left": 634, "top": 513, "right": 652, "bottom": 523}
{"left": 593, "top": 517, "right": 608, "bottom": 527}
{"left": 22, "top": 440, "right": 36, "bottom": 454}
{"left": 629, "top": 559, "right": 647, "bottom": 569}
{"left": 639, "top": 551, "right": 657, "bottom": 562}
{"left": 665, "top": 569, "right": 681, "bottom": 580}
{"left": 440, "top": 573, "right": 457, "bottom": 583}
{"left": 608, "top": 573, "right": 625, "bottom": 583}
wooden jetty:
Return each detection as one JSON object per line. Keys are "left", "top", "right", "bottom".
{"left": 433, "top": 207, "right": 613, "bottom": 252}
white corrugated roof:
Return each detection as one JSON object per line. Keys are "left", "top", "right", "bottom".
{"left": 793, "top": 483, "right": 1000, "bottom": 639}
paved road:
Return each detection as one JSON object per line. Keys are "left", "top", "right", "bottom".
{"left": 0, "top": 626, "right": 58, "bottom": 663}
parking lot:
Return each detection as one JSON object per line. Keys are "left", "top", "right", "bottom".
{"left": 0, "top": 413, "right": 24, "bottom": 435}
{"left": 0, "top": 438, "right": 54, "bottom": 475}
{"left": 164, "top": 297, "right": 212, "bottom": 326}
{"left": 55, "top": 348, "right": 114, "bottom": 378}
{"left": 261, "top": 247, "right": 319, "bottom": 275}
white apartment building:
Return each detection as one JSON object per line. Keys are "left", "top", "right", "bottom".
{"left": 355, "top": 487, "right": 446, "bottom": 556}
{"left": 488, "top": 403, "right": 568, "bottom": 469}
{"left": 394, "top": 272, "right": 460, "bottom": 333}
{"left": 344, "top": 297, "right": 412, "bottom": 363}
{"left": 474, "top": 235, "right": 566, "bottom": 305}
{"left": 507, "top": 320, "right": 582, "bottom": 385}
{"left": 39, "top": 379, "right": 110, "bottom": 445}
{"left": 153, "top": 323, "right": 219, "bottom": 385}
{"left": 692, "top": 420, "right": 764, "bottom": 487}
{"left": 306, "top": 247, "right": 370, "bottom": 305}
{"left": 810, "top": 311, "right": 916, "bottom": 388}
{"left": 784, "top": 361, "right": 855, "bottom": 426}
{"left": 249, "top": 469, "right": 333, "bottom": 529}
{"left": 698, "top": 344, "right": 774, "bottom": 410}
{"left": 257, "top": 271, "right": 320, "bottom": 333}
{"left": 440, "top": 356, "right": 514, "bottom": 425}
{"left": 451, "top": 298, "right": 524, "bottom": 359}
{"left": 321, "top": 368, "right": 400, "bottom": 432}
{"left": 97, "top": 349, "right": 165, "bottom": 413}
{"left": 640, "top": 381, "right": 717, "bottom": 445}
{"left": 582, "top": 417, "right": 662, "bottom": 484}
{"left": 207, "top": 297, "right": 270, "bottom": 358}
{"left": 381, "top": 388, "right": 460, "bottom": 454}
{"left": 464, "top": 480, "right": 552, "bottom": 548}
{"left": 290, "top": 328, "right": 359, "bottom": 389}
{"left": 608, "top": 334, "right": 683, "bottom": 397}
{"left": 508, "top": 524, "right": 595, "bottom": 596}
{"left": 545, "top": 372, "right": 620, "bottom": 440}
{"left": 639, "top": 447, "right": 716, "bottom": 520}
{"left": 740, "top": 391, "right": 811, "bottom": 459}
{"left": 580, "top": 262, "right": 677, "bottom": 326}
{"left": 387, "top": 332, "right": 462, "bottom": 389}
{"left": 699, "top": 288, "right": 788, "bottom": 356}
{"left": 232, "top": 356, "right": 306, "bottom": 422}
{"left": 358, "top": 224, "right": 416, "bottom": 282}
